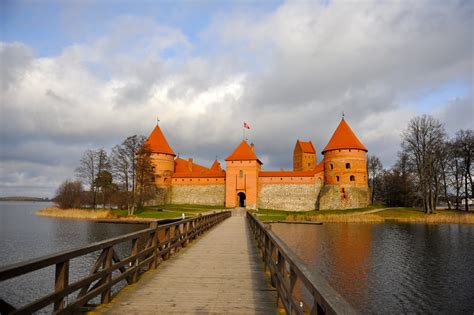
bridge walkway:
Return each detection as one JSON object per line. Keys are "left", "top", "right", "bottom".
{"left": 95, "top": 208, "right": 277, "bottom": 314}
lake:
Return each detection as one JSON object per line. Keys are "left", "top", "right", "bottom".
{"left": 0, "top": 201, "right": 146, "bottom": 312}
{"left": 272, "top": 222, "right": 474, "bottom": 314}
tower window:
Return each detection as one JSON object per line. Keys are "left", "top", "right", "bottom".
{"left": 330, "top": 164, "right": 334, "bottom": 170}
{"left": 308, "top": 163, "right": 310, "bottom": 166}
{"left": 239, "top": 170, "right": 243, "bottom": 177}
{"left": 336, "top": 176, "right": 340, "bottom": 182}
{"left": 342, "top": 188, "right": 345, "bottom": 193}
{"left": 346, "top": 163, "right": 351, "bottom": 169}
{"left": 152, "top": 167, "right": 156, "bottom": 171}
{"left": 350, "top": 175, "right": 355, "bottom": 181}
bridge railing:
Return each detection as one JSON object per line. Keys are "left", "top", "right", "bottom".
{"left": 0, "top": 210, "right": 231, "bottom": 314}
{"left": 247, "top": 213, "right": 357, "bottom": 315}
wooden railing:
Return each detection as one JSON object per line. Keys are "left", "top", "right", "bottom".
{"left": 247, "top": 213, "right": 357, "bottom": 315}
{"left": 0, "top": 211, "right": 231, "bottom": 314}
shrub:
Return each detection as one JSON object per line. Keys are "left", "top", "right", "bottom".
{"left": 55, "top": 180, "right": 84, "bottom": 209}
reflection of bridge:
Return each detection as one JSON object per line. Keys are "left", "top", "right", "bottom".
{"left": 0, "top": 209, "right": 355, "bottom": 314}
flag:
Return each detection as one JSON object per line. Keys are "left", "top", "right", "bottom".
{"left": 243, "top": 122, "right": 250, "bottom": 129}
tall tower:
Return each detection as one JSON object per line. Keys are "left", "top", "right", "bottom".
{"left": 144, "top": 122, "right": 176, "bottom": 187}
{"left": 319, "top": 118, "right": 369, "bottom": 209}
{"left": 293, "top": 140, "right": 317, "bottom": 171}
{"left": 225, "top": 140, "right": 262, "bottom": 209}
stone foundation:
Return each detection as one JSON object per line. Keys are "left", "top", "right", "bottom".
{"left": 170, "top": 184, "right": 225, "bottom": 206}
{"left": 257, "top": 182, "right": 323, "bottom": 211}
{"left": 318, "top": 185, "right": 369, "bottom": 210}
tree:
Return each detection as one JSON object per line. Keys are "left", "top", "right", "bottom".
{"left": 110, "top": 135, "right": 147, "bottom": 215}
{"left": 401, "top": 115, "right": 447, "bottom": 213}
{"left": 135, "top": 144, "right": 155, "bottom": 209}
{"left": 55, "top": 180, "right": 83, "bottom": 209}
{"left": 367, "top": 155, "right": 383, "bottom": 204}
{"left": 94, "top": 170, "right": 114, "bottom": 208}
{"left": 452, "top": 129, "right": 473, "bottom": 211}
{"left": 75, "top": 149, "right": 109, "bottom": 208}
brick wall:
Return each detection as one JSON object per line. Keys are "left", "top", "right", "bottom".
{"left": 257, "top": 182, "right": 323, "bottom": 211}
{"left": 170, "top": 184, "right": 225, "bottom": 206}
{"left": 318, "top": 185, "right": 369, "bottom": 210}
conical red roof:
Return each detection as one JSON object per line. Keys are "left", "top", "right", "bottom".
{"left": 210, "top": 160, "right": 223, "bottom": 171}
{"left": 322, "top": 118, "right": 367, "bottom": 154}
{"left": 144, "top": 124, "right": 175, "bottom": 156}
{"left": 225, "top": 140, "right": 262, "bottom": 164}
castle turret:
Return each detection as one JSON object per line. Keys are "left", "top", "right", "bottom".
{"left": 319, "top": 118, "right": 369, "bottom": 209}
{"left": 225, "top": 140, "right": 262, "bottom": 209}
{"left": 293, "top": 140, "right": 317, "bottom": 171}
{"left": 144, "top": 123, "right": 176, "bottom": 187}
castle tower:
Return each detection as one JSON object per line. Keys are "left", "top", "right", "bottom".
{"left": 293, "top": 140, "right": 317, "bottom": 171}
{"left": 144, "top": 122, "right": 176, "bottom": 187}
{"left": 225, "top": 140, "right": 262, "bottom": 209}
{"left": 319, "top": 118, "right": 369, "bottom": 209}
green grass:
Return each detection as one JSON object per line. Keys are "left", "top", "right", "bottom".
{"left": 254, "top": 204, "right": 386, "bottom": 221}
{"left": 111, "top": 204, "right": 225, "bottom": 220}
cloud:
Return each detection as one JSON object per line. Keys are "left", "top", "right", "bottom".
{"left": 1, "top": 0, "right": 472, "bottom": 196}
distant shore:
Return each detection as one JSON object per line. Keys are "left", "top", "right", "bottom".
{"left": 1, "top": 196, "right": 52, "bottom": 202}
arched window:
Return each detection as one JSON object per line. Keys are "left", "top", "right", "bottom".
{"left": 336, "top": 176, "right": 340, "bottom": 182}
{"left": 350, "top": 175, "right": 355, "bottom": 181}
{"left": 346, "top": 163, "right": 351, "bottom": 169}
{"left": 330, "top": 164, "right": 334, "bottom": 170}
{"left": 342, "top": 188, "right": 345, "bottom": 193}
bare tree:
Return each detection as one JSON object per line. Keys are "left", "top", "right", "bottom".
{"left": 55, "top": 180, "right": 83, "bottom": 209}
{"left": 110, "top": 135, "right": 147, "bottom": 214}
{"left": 402, "top": 115, "right": 447, "bottom": 214}
{"left": 452, "top": 129, "right": 473, "bottom": 211}
{"left": 75, "top": 148, "right": 109, "bottom": 208}
{"left": 367, "top": 155, "right": 383, "bottom": 204}
{"left": 135, "top": 144, "right": 155, "bottom": 209}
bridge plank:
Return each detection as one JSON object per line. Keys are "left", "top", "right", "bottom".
{"left": 96, "top": 209, "right": 277, "bottom": 314}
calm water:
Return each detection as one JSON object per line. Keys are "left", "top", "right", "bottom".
{"left": 0, "top": 201, "right": 145, "bottom": 312}
{"left": 272, "top": 222, "right": 474, "bottom": 314}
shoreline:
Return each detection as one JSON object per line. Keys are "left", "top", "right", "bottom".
{"left": 36, "top": 207, "right": 159, "bottom": 223}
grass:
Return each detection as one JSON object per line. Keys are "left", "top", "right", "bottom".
{"left": 254, "top": 206, "right": 474, "bottom": 224}
{"left": 38, "top": 204, "right": 226, "bottom": 221}
{"left": 37, "top": 207, "right": 116, "bottom": 220}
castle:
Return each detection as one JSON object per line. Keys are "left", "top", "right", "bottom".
{"left": 144, "top": 117, "right": 370, "bottom": 211}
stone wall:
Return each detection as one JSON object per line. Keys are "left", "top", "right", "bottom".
{"left": 170, "top": 184, "right": 225, "bottom": 206}
{"left": 257, "top": 182, "right": 323, "bottom": 211}
{"left": 318, "top": 185, "right": 369, "bottom": 210}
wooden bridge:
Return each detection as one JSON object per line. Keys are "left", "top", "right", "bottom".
{"left": 0, "top": 209, "right": 356, "bottom": 315}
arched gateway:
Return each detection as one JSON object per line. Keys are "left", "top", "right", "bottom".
{"left": 237, "top": 192, "right": 246, "bottom": 207}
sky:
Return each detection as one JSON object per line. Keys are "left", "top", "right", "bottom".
{"left": 1, "top": 0, "right": 473, "bottom": 198}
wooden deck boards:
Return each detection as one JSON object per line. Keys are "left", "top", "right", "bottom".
{"left": 95, "top": 209, "right": 277, "bottom": 314}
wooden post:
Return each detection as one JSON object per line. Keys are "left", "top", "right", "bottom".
{"left": 54, "top": 260, "right": 69, "bottom": 311}
{"left": 101, "top": 247, "right": 113, "bottom": 304}
{"left": 130, "top": 238, "right": 139, "bottom": 283}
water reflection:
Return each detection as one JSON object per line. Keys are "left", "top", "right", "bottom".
{"left": 272, "top": 222, "right": 474, "bottom": 314}
{"left": 0, "top": 201, "right": 146, "bottom": 312}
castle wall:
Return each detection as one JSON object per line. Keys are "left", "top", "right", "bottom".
{"left": 318, "top": 184, "right": 370, "bottom": 210}
{"left": 170, "top": 184, "right": 225, "bottom": 206}
{"left": 257, "top": 179, "right": 323, "bottom": 211}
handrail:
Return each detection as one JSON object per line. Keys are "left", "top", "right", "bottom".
{"left": 247, "top": 213, "right": 357, "bottom": 315}
{"left": 0, "top": 210, "right": 231, "bottom": 314}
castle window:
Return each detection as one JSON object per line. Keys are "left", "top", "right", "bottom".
{"left": 239, "top": 170, "right": 243, "bottom": 177}
{"left": 330, "top": 164, "right": 334, "bottom": 170}
{"left": 346, "top": 163, "right": 351, "bottom": 169}
{"left": 350, "top": 175, "right": 355, "bottom": 181}
{"left": 349, "top": 149, "right": 352, "bottom": 152}
{"left": 182, "top": 179, "right": 184, "bottom": 181}
{"left": 190, "top": 179, "right": 192, "bottom": 181}
{"left": 207, "top": 179, "right": 209, "bottom": 181}
{"left": 281, "top": 178, "right": 283, "bottom": 180}
{"left": 308, "top": 163, "right": 310, "bottom": 167}
{"left": 152, "top": 167, "right": 156, "bottom": 171}
{"left": 216, "top": 179, "right": 218, "bottom": 181}
{"left": 342, "top": 188, "right": 345, "bottom": 193}
{"left": 336, "top": 176, "right": 340, "bottom": 182}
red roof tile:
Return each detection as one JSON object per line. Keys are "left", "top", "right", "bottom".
{"left": 297, "top": 140, "right": 316, "bottom": 153}
{"left": 322, "top": 118, "right": 367, "bottom": 154}
{"left": 173, "top": 158, "right": 225, "bottom": 178}
{"left": 225, "top": 140, "right": 262, "bottom": 164}
{"left": 210, "top": 160, "right": 223, "bottom": 172}
{"left": 144, "top": 124, "right": 175, "bottom": 155}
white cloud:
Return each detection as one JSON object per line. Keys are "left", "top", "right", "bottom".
{"left": 1, "top": 0, "right": 472, "bottom": 196}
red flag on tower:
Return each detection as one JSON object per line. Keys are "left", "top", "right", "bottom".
{"left": 243, "top": 122, "right": 250, "bottom": 129}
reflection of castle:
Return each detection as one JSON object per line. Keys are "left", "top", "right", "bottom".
{"left": 145, "top": 117, "right": 369, "bottom": 210}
